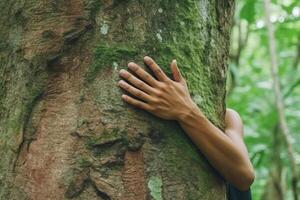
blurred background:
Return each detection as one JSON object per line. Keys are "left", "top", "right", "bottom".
{"left": 226, "top": 0, "right": 300, "bottom": 199}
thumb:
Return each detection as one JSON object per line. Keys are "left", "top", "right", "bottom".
{"left": 170, "top": 59, "right": 184, "bottom": 82}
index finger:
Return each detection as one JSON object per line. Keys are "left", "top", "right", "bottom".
{"left": 143, "top": 56, "right": 169, "bottom": 82}
{"left": 127, "top": 62, "right": 159, "bottom": 87}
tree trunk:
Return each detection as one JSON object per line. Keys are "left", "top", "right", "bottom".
{"left": 261, "top": 124, "right": 284, "bottom": 200}
{"left": 0, "top": 1, "right": 234, "bottom": 199}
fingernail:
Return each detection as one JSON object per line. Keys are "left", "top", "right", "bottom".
{"left": 144, "top": 56, "right": 151, "bottom": 62}
{"left": 173, "top": 59, "right": 177, "bottom": 64}
{"left": 118, "top": 80, "right": 123, "bottom": 85}
{"left": 119, "top": 69, "right": 126, "bottom": 75}
{"left": 128, "top": 62, "right": 138, "bottom": 70}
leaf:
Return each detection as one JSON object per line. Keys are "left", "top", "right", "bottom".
{"left": 240, "top": 0, "right": 256, "bottom": 24}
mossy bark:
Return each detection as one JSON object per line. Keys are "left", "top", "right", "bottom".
{"left": 0, "top": 0, "right": 234, "bottom": 199}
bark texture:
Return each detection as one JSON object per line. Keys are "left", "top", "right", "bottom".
{"left": 0, "top": 0, "right": 234, "bottom": 199}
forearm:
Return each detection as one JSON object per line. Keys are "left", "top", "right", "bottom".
{"left": 178, "top": 104, "right": 254, "bottom": 191}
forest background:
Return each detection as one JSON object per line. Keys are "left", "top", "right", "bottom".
{"left": 228, "top": 0, "right": 300, "bottom": 199}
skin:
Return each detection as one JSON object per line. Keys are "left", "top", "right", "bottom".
{"left": 117, "top": 56, "right": 255, "bottom": 191}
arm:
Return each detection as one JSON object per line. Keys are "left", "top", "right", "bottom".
{"left": 117, "top": 56, "right": 255, "bottom": 191}
{"left": 178, "top": 107, "right": 255, "bottom": 191}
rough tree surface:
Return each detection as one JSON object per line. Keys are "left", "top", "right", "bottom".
{"left": 0, "top": 0, "right": 234, "bottom": 199}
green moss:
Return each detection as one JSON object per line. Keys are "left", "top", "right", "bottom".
{"left": 85, "top": 0, "right": 101, "bottom": 19}
{"left": 76, "top": 117, "right": 88, "bottom": 128}
{"left": 139, "top": 0, "right": 225, "bottom": 127}
{"left": 85, "top": 43, "right": 138, "bottom": 83}
{"left": 145, "top": 120, "right": 222, "bottom": 199}
{"left": 76, "top": 156, "right": 92, "bottom": 168}
{"left": 148, "top": 176, "right": 163, "bottom": 200}
{"left": 141, "top": 1, "right": 205, "bottom": 90}
{"left": 151, "top": 120, "right": 205, "bottom": 166}
{"left": 0, "top": 51, "right": 49, "bottom": 198}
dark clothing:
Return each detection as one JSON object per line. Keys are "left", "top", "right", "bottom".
{"left": 227, "top": 183, "right": 252, "bottom": 200}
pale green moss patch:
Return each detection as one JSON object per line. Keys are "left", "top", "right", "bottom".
{"left": 148, "top": 176, "right": 163, "bottom": 200}
{"left": 100, "top": 24, "right": 109, "bottom": 35}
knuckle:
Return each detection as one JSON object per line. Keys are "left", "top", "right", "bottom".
{"left": 166, "top": 78, "right": 172, "bottom": 83}
{"left": 148, "top": 62, "right": 154, "bottom": 67}
{"left": 136, "top": 82, "right": 143, "bottom": 88}
{"left": 123, "top": 83, "right": 130, "bottom": 89}
{"left": 151, "top": 97, "right": 160, "bottom": 104}
{"left": 154, "top": 68, "right": 161, "bottom": 74}
{"left": 155, "top": 90, "right": 163, "bottom": 97}
{"left": 160, "top": 85, "right": 167, "bottom": 92}
{"left": 126, "top": 97, "right": 132, "bottom": 103}
{"left": 149, "top": 106, "right": 156, "bottom": 112}
{"left": 136, "top": 90, "right": 143, "bottom": 97}
{"left": 127, "top": 74, "right": 133, "bottom": 81}
{"left": 156, "top": 82, "right": 164, "bottom": 88}
{"left": 136, "top": 101, "right": 143, "bottom": 108}
{"left": 144, "top": 73, "right": 151, "bottom": 80}
{"left": 148, "top": 104, "right": 156, "bottom": 112}
{"left": 128, "top": 87, "right": 134, "bottom": 93}
{"left": 136, "top": 81, "right": 144, "bottom": 88}
{"left": 158, "top": 82, "right": 168, "bottom": 91}
{"left": 146, "top": 106, "right": 152, "bottom": 112}
{"left": 126, "top": 96, "right": 132, "bottom": 102}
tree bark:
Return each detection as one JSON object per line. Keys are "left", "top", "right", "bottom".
{"left": 0, "top": 1, "right": 234, "bottom": 199}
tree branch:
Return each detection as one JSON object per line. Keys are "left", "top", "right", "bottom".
{"left": 263, "top": 1, "right": 298, "bottom": 199}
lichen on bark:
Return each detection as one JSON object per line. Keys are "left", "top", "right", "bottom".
{"left": 148, "top": 176, "right": 163, "bottom": 200}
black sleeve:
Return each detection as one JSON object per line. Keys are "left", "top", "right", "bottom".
{"left": 226, "top": 183, "right": 252, "bottom": 200}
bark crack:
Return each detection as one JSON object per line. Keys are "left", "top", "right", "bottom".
{"left": 12, "top": 91, "right": 45, "bottom": 172}
{"left": 65, "top": 168, "right": 112, "bottom": 200}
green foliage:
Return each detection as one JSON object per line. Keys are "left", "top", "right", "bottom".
{"left": 228, "top": 0, "right": 300, "bottom": 198}
{"left": 240, "top": 0, "right": 257, "bottom": 23}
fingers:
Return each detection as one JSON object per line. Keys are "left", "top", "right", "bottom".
{"left": 118, "top": 80, "right": 152, "bottom": 102}
{"left": 119, "top": 69, "right": 154, "bottom": 94}
{"left": 121, "top": 94, "right": 152, "bottom": 111}
{"left": 127, "top": 62, "right": 158, "bottom": 87}
{"left": 144, "top": 56, "right": 169, "bottom": 82}
{"left": 170, "top": 59, "right": 184, "bottom": 83}
{"left": 170, "top": 59, "right": 180, "bottom": 82}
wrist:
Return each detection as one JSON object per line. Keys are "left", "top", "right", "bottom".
{"left": 177, "top": 102, "right": 205, "bottom": 123}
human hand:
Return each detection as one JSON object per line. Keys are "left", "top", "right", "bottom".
{"left": 118, "top": 56, "right": 199, "bottom": 121}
